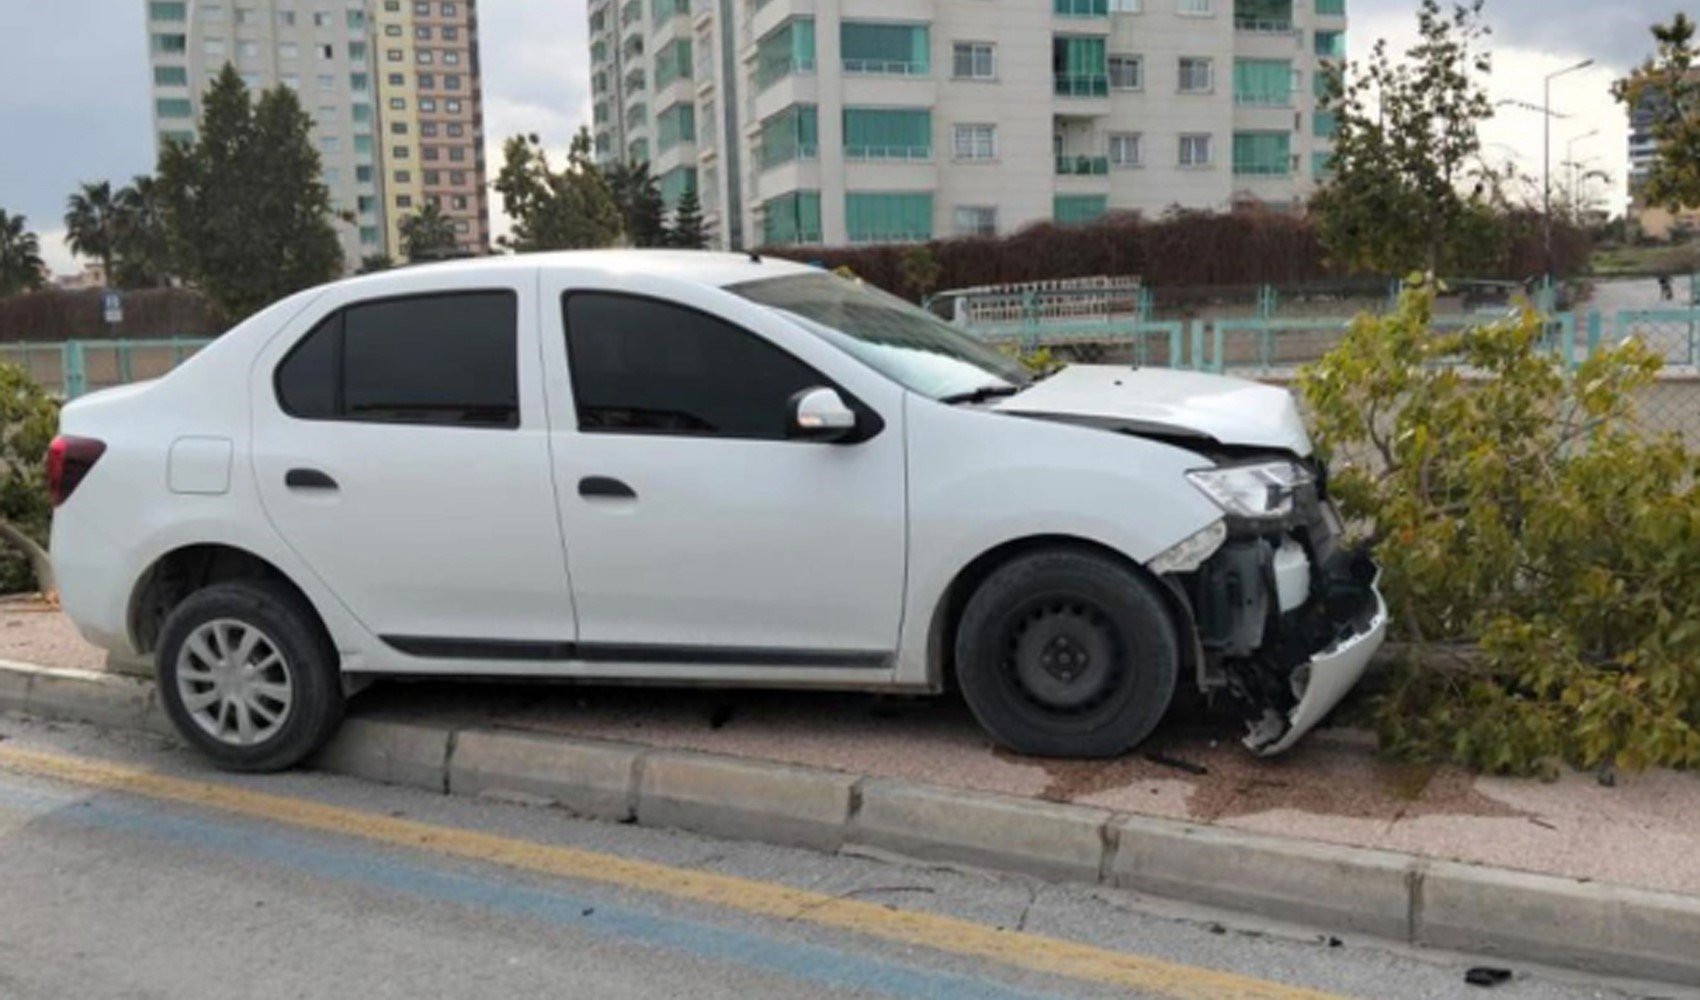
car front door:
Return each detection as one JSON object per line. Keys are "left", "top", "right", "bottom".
{"left": 250, "top": 272, "right": 577, "bottom": 658}
{"left": 538, "top": 272, "right": 907, "bottom": 670}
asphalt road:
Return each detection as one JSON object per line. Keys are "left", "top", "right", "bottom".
{"left": 0, "top": 714, "right": 1680, "bottom": 1000}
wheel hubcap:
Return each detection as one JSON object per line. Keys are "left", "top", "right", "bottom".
{"left": 1008, "top": 603, "right": 1120, "bottom": 714}
{"left": 176, "top": 619, "right": 293, "bottom": 747}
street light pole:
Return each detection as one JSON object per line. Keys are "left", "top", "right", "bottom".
{"left": 1543, "top": 59, "right": 1595, "bottom": 275}
{"left": 1564, "top": 129, "right": 1600, "bottom": 219}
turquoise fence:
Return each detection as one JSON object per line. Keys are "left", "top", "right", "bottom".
{"left": 0, "top": 338, "right": 213, "bottom": 399}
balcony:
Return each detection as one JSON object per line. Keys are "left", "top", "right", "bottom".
{"left": 1054, "top": 0, "right": 1109, "bottom": 16}
{"left": 846, "top": 145, "right": 932, "bottom": 162}
{"left": 842, "top": 58, "right": 928, "bottom": 76}
{"left": 1234, "top": 0, "right": 1291, "bottom": 32}
{"left": 1054, "top": 74, "right": 1109, "bottom": 97}
{"left": 1056, "top": 154, "right": 1109, "bottom": 176}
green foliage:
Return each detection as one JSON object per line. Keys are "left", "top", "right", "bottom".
{"left": 1298, "top": 280, "right": 1700, "bottom": 774}
{"left": 399, "top": 202, "right": 459, "bottom": 262}
{"left": 0, "top": 211, "right": 46, "bottom": 298}
{"left": 667, "top": 185, "right": 709, "bottom": 250}
{"left": 357, "top": 253, "right": 395, "bottom": 274}
{"left": 602, "top": 159, "right": 666, "bottom": 248}
{"left": 1311, "top": 1, "right": 1500, "bottom": 275}
{"left": 1614, "top": 14, "right": 1700, "bottom": 213}
{"left": 0, "top": 363, "right": 58, "bottom": 593}
{"left": 495, "top": 129, "right": 623, "bottom": 252}
{"left": 64, "top": 181, "right": 120, "bottom": 281}
{"left": 112, "top": 176, "right": 173, "bottom": 289}
{"left": 898, "top": 244, "right": 941, "bottom": 300}
{"left": 157, "top": 66, "right": 343, "bottom": 322}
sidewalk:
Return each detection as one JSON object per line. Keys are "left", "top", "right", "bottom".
{"left": 6, "top": 599, "right": 1697, "bottom": 898}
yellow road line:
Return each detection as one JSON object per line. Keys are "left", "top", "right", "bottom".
{"left": 0, "top": 744, "right": 1347, "bottom": 1000}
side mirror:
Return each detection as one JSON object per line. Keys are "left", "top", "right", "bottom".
{"left": 787, "top": 387, "right": 858, "bottom": 442}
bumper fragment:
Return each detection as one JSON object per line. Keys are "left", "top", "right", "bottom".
{"left": 1246, "top": 578, "right": 1387, "bottom": 755}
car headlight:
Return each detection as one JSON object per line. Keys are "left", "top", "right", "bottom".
{"left": 1186, "top": 461, "right": 1313, "bottom": 521}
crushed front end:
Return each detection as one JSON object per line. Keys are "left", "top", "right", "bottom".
{"left": 1160, "top": 457, "right": 1388, "bottom": 754}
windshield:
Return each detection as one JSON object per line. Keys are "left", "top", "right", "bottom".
{"left": 729, "top": 272, "right": 1032, "bottom": 400}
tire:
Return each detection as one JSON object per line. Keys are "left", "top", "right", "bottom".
{"left": 156, "top": 579, "right": 344, "bottom": 773}
{"left": 954, "top": 548, "right": 1179, "bottom": 758}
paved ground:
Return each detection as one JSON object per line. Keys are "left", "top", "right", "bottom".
{"left": 8, "top": 600, "right": 1700, "bottom": 898}
{"left": 0, "top": 713, "right": 1679, "bottom": 1000}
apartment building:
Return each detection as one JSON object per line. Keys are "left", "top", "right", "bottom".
{"left": 590, "top": 0, "right": 1345, "bottom": 249}
{"left": 144, "top": 0, "right": 490, "bottom": 267}
{"left": 1627, "top": 69, "right": 1700, "bottom": 241}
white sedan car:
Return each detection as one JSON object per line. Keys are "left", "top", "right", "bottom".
{"left": 48, "top": 251, "right": 1385, "bottom": 771}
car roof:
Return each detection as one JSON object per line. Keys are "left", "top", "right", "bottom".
{"left": 343, "top": 249, "right": 820, "bottom": 290}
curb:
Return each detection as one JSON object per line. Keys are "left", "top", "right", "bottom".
{"left": 1, "top": 659, "right": 1696, "bottom": 986}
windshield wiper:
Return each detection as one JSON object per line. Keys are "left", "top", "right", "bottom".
{"left": 938, "top": 384, "right": 1025, "bottom": 406}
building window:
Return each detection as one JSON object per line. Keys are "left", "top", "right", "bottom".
{"left": 952, "top": 42, "right": 995, "bottom": 80}
{"left": 354, "top": 135, "right": 374, "bottom": 155}
{"left": 449, "top": 147, "right": 466, "bottom": 162}
{"left": 202, "top": 4, "right": 225, "bottom": 20}
{"left": 282, "top": 73, "right": 300, "bottom": 89}
{"left": 443, "top": 1, "right": 458, "bottom": 14}
{"left": 385, "top": 24, "right": 402, "bottom": 37}
{"left": 155, "top": 98, "right": 194, "bottom": 119}
{"left": 657, "top": 103, "right": 698, "bottom": 152}
{"left": 1233, "top": 131, "right": 1291, "bottom": 175}
{"left": 1108, "top": 55, "right": 1141, "bottom": 90}
{"left": 149, "top": 2, "right": 186, "bottom": 22}
{"left": 321, "top": 136, "right": 342, "bottom": 154}
{"left": 754, "top": 18, "right": 816, "bottom": 90}
{"left": 347, "top": 9, "right": 366, "bottom": 30}
{"left": 279, "top": 9, "right": 296, "bottom": 25}
{"left": 154, "top": 65, "right": 188, "bottom": 86}
{"left": 447, "top": 122, "right": 464, "bottom": 137}
{"left": 843, "top": 108, "right": 932, "bottom": 160}
{"left": 1054, "top": 36, "right": 1108, "bottom": 96}
{"left": 443, "top": 51, "right": 460, "bottom": 65}
{"left": 952, "top": 123, "right": 996, "bottom": 160}
{"left": 203, "top": 38, "right": 226, "bottom": 57}
{"left": 349, "top": 42, "right": 367, "bottom": 61}
{"left": 391, "top": 122, "right": 409, "bottom": 135}
{"left": 395, "top": 170, "right": 412, "bottom": 183}
{"left": 658, "top": 167, "right": 697, "bottom": 210}
{"left": 1178, "top": 0, "right": 1210, "bottom": 13}
{"left": 444, "top": 74, "right": 462, "bottom": 89}
{"left": 388, "top": 48, "right": 404, "bottom": 61}
{"left": 318, "top": 74, "right": 336, "bottom": 90}
{"left": 393, "top": 146, "right": 411, "bottom": 159}
{"left": 954, "top": 206, "right": 997, "bottom": 238}
{"left": 1233, "top": 58, "right": 1292, "bottom": 105}
{"left": 356, "top": 165, "right": 374, "bottom": 183}
{"left": 313, "top": 10, "right": 332, "bottom": 28}
{"left": 390, "top": 97, "right": 407, "bottom": 110}
{"left": 416, "top": 25, "right": 432, "bottom": 39}
{"left": 421, "top": 122, "right": 440, "bottom": 137}
{"left": 1179, "top": 133, "right": 1213, "bottom": 166}
{"left": 1053, "top": 195, "right": 1107, "bottom": 225}
{"left": 1314, "top": 30, "right": 1346, "bottom": 58}
{"left": 420, "top": 98, "right": 437, "bottom": 111}
{"left": 278, "top": 42, "right": 300, "bottom": 60}
{"left": 419, "top": 72, "right": 436, "bottom": 89}
{"left": 1109, "top": 0, "right": 1141, "bottom": 10}
{"left": 417, "top": 50, "right": 435, "bottom": 64}
{"left": 845, "top": 192, "right": 933, "bottom": 243}
{"left": 1108, "top": 132, "right": 1142, "bottom": 166}
{"left": 397, "top": 195, "right": 414, "bottom": 209}
{"left": 449, "top": 170, "right": 466, "bottom": 185}
{"left": 840, "top": 22, "right": 930, "bottom": 76}
{"left": 1316, "top": 0, "right": 1345, "bottom": 14}
{"left": 150, "top": 33, "right": 188, "bottom": 54}
{"left": 443, "top": 26, "right": 459, "bottom": 40}
{"left": 445, "top": 99, "right": 462, "bottom": 113}
{"left": 757, "top": 104, "right": 818, "bottom": 167}
{"left": 423, "top": 170, "right": 441, "bottom": 184}
{"left": 423, "top": 146, "right": 441, "bottom": 161}
{"left": 761, "top": 190, "right": 822, "bottom": 245}
{"left": 1178, "top": 57, "right": 1213, "bottom": 92}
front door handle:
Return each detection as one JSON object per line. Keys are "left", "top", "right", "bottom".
{"left": 285, "top": 468, "right": 339, "bottom": 491}
{"left": 579, "top": 476, "right": 636, "bottom": 500}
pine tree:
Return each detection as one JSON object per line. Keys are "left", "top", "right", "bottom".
{"left": 667, "top": 185, "right": 709, "bottom": 249}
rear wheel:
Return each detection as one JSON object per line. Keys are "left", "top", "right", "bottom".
{"left": 156, "top": 580, "right": 344, "bottom": 772}
{"left": 954, "top": 549, "right": 1178, "bottom": 757}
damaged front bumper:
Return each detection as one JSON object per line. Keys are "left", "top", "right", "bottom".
{"left": 1174, "top": 479, "right": 1389, "bottom": 755}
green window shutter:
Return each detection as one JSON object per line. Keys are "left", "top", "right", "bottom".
{"left": 1233, "top": 59, "right": 1291, "bottom": 106}
{"left": 155, "top": 97, "right": 193, "bottom": 119}
{"left": 154, "top": 65, "right": 188, "bottom": 86}
{"left": 659, "top": 167, "right": 698, "bottom": 209}
{"left": 762, "top": 191, "right": 822, "bottom": 245}
{"left": 1314, "top": 31, "right": 1345, "bottom": 58}
{"left": 1313, "top": 111, "right": 1337, "bottom": 138}
{"left": 151, "top": 33, "right": 187, "bottom": 55}
{"left": 845, "top": 193, "right": 934, "bottom": 243}
{"left": 1053, "top": 195, "right": 1106, "bottom": 225}
{"left": 1054, "top": 0, "right": 1109, "bottom": 16}
{"left": 756, "top": 19, "right": 816, "bottom": 89}
{"left": 759, "top": 105, "right": 818, "bottom": 167}
{"left": 149, "top": 2, "right": 186, "bottom": 21}
{"left": 1315, "top": 0, "right": 1344, "bottom": 15}
{"left": 843, "top": 108, "right": 931, "bottom": 160}
{"left": 841, "top": 23, "right": 929, "bottom": 75}
{"left": 1232, "top": 131, "right": 1291, "bottom": 175}
{"left": 1234, "top": 0, "right": 1292, "bottom": 30}
{"left": 1054, "top": 36, "right": 1107, "bottom": 95}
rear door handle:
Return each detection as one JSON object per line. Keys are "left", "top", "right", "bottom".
{"left": 578, "top": 476, "right": 636, "bottom": 500}
{"left": 285, "top": 468, "right": 339, "bottom": 491}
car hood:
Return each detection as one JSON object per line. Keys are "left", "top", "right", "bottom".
{"left": 991, "top": 365, "right": 1313, "bottom": 456}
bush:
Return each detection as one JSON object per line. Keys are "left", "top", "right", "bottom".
{"left": 0, "top": 361, "right": 57, "bottom": 593}
{"left": 1298, "top": 280, "right": 1700, "bottom": 775}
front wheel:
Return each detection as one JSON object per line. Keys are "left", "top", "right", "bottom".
{"left": 955, "top": 549, "right": 1179, "bottom": 757}
{"left": 156, "top": 580, "right": 344, "bottom": 772}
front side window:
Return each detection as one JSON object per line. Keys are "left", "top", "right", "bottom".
{"left": 731, "top": 273, "right": 1030, "bottom": 400}
{"left": 277, "top": 292, "right": 518, "bottom": 428}
{"left": 564, "top": 293, "right": 829, "bottom": 439}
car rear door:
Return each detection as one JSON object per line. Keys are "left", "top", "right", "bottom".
{"left": 537, "top": 269, "right": 908, "bottom": 669}
{"left": 249, "top": 269, "right": 576, "bottom": 658}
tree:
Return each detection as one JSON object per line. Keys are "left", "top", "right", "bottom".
{"left": 157, "top": 65, "right": 343, "bottom": 322}
{"left": 399, "top": 202, "right": 459, "bottom": 262}
{"left": 1614, "top": 14, "right": 1700, "bottom": 212}
{"left": 357, "top": 253, "right": 395, "bottom": 274}
{"left": 112, "top": 175, "right": 173, "bottom": 288}
{"left": 0, "top": 362, "right": 59, "bottom": 593}
{"left": 0, "top": 211, "right": 45, "bottom": 298}
{"left": 64, "top": 181, "right": 120, "bottom": 283}
{"left": 493, "top": 128, "right": 622, "bottom": 252}
{"left": 667, "top": 184, "right": 709, "bottom": 249}
{"left": 898, "top": 244, "right": 941, "bottom": 300}
{"left": 603, "top": 159, "right": 667, "bottom": 247}
{"left": 1310, "top": 0, "right": 1499, "bottom": 275}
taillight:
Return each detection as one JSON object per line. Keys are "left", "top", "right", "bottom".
{"left": 47, "top": 436, "right": 106, "bottom": 507}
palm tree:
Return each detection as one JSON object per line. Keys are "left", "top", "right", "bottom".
{"left": 399, "top": 202, "right": 460, "bottom": 262}
{"left": 0, "top": 211, "right": 46, "bottom": 298}
{"left": 64, "top": 181, "right": 120, "bottom": 284}
{"left": 113, "top": 175, "right": 173, "bottom": 288}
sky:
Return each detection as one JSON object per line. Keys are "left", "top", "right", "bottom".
{"left": 0, "top": 0, "right": 1677, "bottom": 277}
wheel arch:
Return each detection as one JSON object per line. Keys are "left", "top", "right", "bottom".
{"left": 128, "top": 543, "right": 334, "bottom": 662}
{"left": 925, "top": 534, "right": 1201, "bottom": 694}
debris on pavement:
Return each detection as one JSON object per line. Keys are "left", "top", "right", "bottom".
{"left": 1464, "top": 967, "right": 1513, "bottom": 987}
{"left": 1143, "top": 750, "right": 1209, "bottom": 776}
